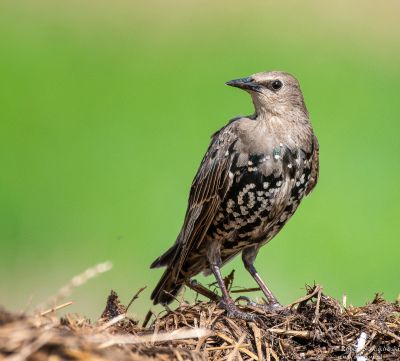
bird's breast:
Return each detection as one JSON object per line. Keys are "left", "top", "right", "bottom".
{"left": 207, "top": 144, "right": 314, "bottom": 252}
{"left": 235, "top": 116, "right": 314, "bottom": 159}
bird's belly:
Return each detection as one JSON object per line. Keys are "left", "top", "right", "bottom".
{"left": 207, "top": 163, "right": 312, "bottom": 256}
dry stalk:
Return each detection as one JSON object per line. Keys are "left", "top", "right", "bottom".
{"left": 35, "top": 261, "right": 113, "bottom": 312}
{"left": 1, "top": 278, "right": 399, "bottom": 361}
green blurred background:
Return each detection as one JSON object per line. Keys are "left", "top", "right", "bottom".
{"left": 0, "top": 0, "right": 399, "bottom": 319}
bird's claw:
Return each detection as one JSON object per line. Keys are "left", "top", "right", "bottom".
{"left": 234, "top": 295, "right": 252, "bottom": 305}
{"left": 250, "top": 301, "right": 290, "bottom": 315}
{"left": 219, "top": 300, "right": 257, "bottom": 321}
{"left": 235, "top": 297, "right": 291, "bottom": 315}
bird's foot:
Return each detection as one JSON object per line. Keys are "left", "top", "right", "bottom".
{"left": 219, "top": 299, "right": 257, "bottom": 321}
{"left": 251, "top": 301, "right": 290, "bottom": 315}
{"left": 237, "top": 297, "right": 290, "bottom": 315}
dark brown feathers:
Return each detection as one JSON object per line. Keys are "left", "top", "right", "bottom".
{"left": 150, "top": 71, "right": 319, "bottom": 306}
{"left": 150, "top": 125, "right": 238, "bottom": 304}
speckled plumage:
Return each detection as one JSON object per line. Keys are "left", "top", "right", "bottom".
{"left": 150, "top": 71, "right": 319, "bottom": 316}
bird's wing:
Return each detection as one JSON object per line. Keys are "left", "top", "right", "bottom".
{"left": 306, "top": 134, "right": 319, "bottom": 195}
{"left": 175, "top": 124, "right": 238, "bottom": 275}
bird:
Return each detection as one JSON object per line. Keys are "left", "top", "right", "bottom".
{"left": 150, "top": 71, "right": 319, "bottom": 319}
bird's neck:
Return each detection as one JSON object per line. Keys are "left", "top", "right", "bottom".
{"left": 251, "top": 96, "right": 309, "bottom": 120}
{"left": 248, "top": 106, "right": 313, "bottom": 152}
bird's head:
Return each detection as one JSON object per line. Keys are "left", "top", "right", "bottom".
{"left": 226, "top": 71, "right": 307, "bottom": 117}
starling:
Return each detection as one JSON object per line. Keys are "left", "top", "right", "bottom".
{"left": 150, "top": 71, "right": 319, "bottom": 319}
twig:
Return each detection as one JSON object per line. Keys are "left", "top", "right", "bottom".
{"left": 35, "top": 261, "right": 113, "bottom": 312}
{"left": 186, "top": 280, "right": 220, "bottom": 302}
{"left": 226, "top": 334, "right": 247, "bottom": 361}
{"left": 40, "top": 301, "right": 73, "bottom": 316}
{"left": 351, "top": 320, "right": 400, "bottom": 342}
{"left": 231, "top": 287, "right": 262, "bottom": 294}
{"left": 366, "top": 323, "right": 400, "bottom": 342}
{"left": 4, "top": 332, "right": 52, "bottom": 361}
{"left": 250, "top": 322, "right": 263, "bottom": 361}
{"left": 97, "top": 314, "right": 126, "bottom": 331}
{"left": 195, "top": 335, "right": 208, "bottom": 352}
{"left": 267, "top": 328, "right": 312, "bottom": 339}
{"left": 217, "top": 332, "right": 258, "bottom": 360}
{"left": 278, "top": 339, "right": 286, "bottom": 359}
{"left": 174, "top": 349, "right": 184, "bottom": 361}
{"left": 95, "top": 328, "right": 210, "bottom": 348}
{"left": 287, "top": 284, "right": 322, "bottom": 309}
{"left": 126, "top": 286, "right": 146, "bottom": 313}
{"left": 205, "top": 343, "right": 250, "bottom": 351}
{"left": 313, "top": 288, "right": 322, "bottom": 323}
{"left": 265, "top": 341, "right": 279, "bottom": 361}
{"left": 266, "top": 342, "right": 271, "bottom": 361}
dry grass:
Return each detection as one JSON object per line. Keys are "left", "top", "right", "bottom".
{"left": 1, "top": 281, "right": 399, "bottom": 361}
{"left": 1, "top": 265, "right": 399, "bottom": 360}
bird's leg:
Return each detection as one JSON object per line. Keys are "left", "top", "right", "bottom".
{"left": 242, "top": 246, "right": 282, "bottom": 311}
{"left": 207, "top": 241, "right": 256, "bottom": 321}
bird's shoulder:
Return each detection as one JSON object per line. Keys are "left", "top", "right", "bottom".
{"left": 210, "top": 115, "right": 244, "bottom": 139}
{"left": 195, "top": 116, "right": 249, "bottom": 173}
{"left": 190, "top": 117, "right": 243, "bottom": 201}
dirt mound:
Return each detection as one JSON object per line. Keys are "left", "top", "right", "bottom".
{"left": 1, "top": 285, "right": 399, "bottom": 360}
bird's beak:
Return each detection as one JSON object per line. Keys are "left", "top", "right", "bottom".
{"left": 225, "top": 77, "right": 261, "bottom": 93}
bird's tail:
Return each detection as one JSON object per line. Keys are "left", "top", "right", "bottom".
{"left": 150, "top": 243, "right": 179, "bottom": 269}
{"left": 150, "top": 265, "right": 185, "bottom": 305}
{"left": 150, "top": 242, "right": 184, "bottom": 305}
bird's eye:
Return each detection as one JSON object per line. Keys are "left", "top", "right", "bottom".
{"left": 271, "top": 80, "right": 283, "bottom": 91}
